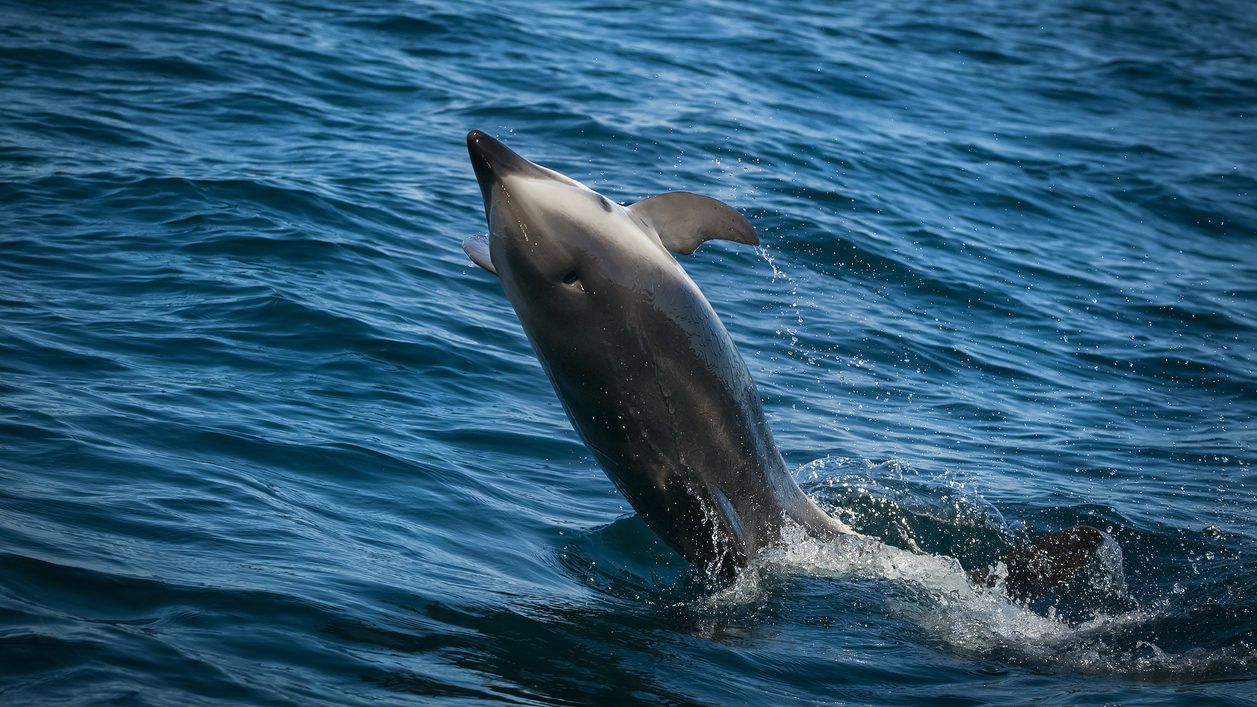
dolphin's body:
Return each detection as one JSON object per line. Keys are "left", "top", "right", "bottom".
{"left": 463, "top": 130, "right": 850, "bottom": 577}
{"left": 461, "top": 130, "right": 1105, "bottom": 591}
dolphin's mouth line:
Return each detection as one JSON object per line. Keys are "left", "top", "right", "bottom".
{"left": 489, "top": 183, "right": 532, "bottom": 245}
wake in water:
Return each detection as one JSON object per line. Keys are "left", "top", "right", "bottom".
{"left": 690, "top": 459, "right": 1256, "bottom": 680}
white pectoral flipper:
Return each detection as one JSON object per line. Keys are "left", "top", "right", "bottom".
{"left": 628, "top": 192, "right": 759, "bottom": 255}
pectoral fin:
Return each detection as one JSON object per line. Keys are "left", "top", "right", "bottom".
{"left": 462, "top": 235, "right": 497, "bottom": 275}
{"left": 628, "top": 192, "right": 759, "bottom": 255}
{"left": 970, "top": 525, "right": 1108, "bottom": 602}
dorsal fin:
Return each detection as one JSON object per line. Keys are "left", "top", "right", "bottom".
{"left": 462, "top": 235, "right": 497, "bottom": 275}
{"left": 628, "top": 192, "right": 758, "bottom": 255}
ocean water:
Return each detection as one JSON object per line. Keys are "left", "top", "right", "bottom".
{"left": 1, "top": 0, "right": 1255, "bottom": 703}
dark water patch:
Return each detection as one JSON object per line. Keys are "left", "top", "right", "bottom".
{"left": 1130, "top": 302, "right": 1255, "bottom": 336}
{"left": 0, "top": 328, "right": 130, "bottom": 376}
{"left": 6, "top": 111, "right": 156, "bottom": 149}
{"left": 342, "top": 13, "right": 448, "bottom": 39}
{"left": 180, "top": 234, "right": 382, "bottom": 268}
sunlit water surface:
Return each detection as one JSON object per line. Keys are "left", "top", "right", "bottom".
{"left": 1, "top": 0, "right": 1255, "bottom": 703}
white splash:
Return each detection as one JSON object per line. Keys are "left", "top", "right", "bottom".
{"left": 696, "top": 520, "right": 1256, "bottom": 678}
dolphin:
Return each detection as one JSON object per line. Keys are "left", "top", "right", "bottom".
{"left": 461, "top": 130, "right": 1106, "bottom": 593}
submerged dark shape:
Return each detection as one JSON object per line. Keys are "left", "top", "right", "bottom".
{"left": 971, "top": 525, "right": 1108, "bottom": 602}
{"left": 461, "top": 130, "right": 1109, "bottom": 598}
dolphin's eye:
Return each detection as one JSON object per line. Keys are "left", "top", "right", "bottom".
{"left": 562, "top": 270, "right": 580, "bottom": 285}
{"left": 598, "top": 197, "right": 613, "bottom": 212}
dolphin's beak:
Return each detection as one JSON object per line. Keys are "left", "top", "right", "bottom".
{"left": 467, "top": 130, "right": 544, "bottom": 215}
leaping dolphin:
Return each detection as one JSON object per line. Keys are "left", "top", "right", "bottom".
{"left": 461, "top": 130, "right": 1105, "bottom": 595}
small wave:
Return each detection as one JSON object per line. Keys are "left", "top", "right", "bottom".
{"left": 341, "top": 13, "right": 449, "bottom": 38}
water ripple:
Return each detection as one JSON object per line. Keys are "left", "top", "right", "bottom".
{"left": 1, "top": 0, "right": 1254, "bottom": 702}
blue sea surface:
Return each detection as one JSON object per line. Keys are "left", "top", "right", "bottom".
{"left": 2, "top": 0, "right": 1255, "bottom": 703}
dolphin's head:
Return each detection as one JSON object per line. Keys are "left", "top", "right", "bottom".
{"left": 462, "top": 129, "right": 761, "bottom": 375}
{"left": 465, "top": 129, "right": 662, "bottom": 302}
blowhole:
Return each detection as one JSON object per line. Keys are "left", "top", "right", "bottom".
{"left": 562, "top": 270, "right": 580, "bottom": 285}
